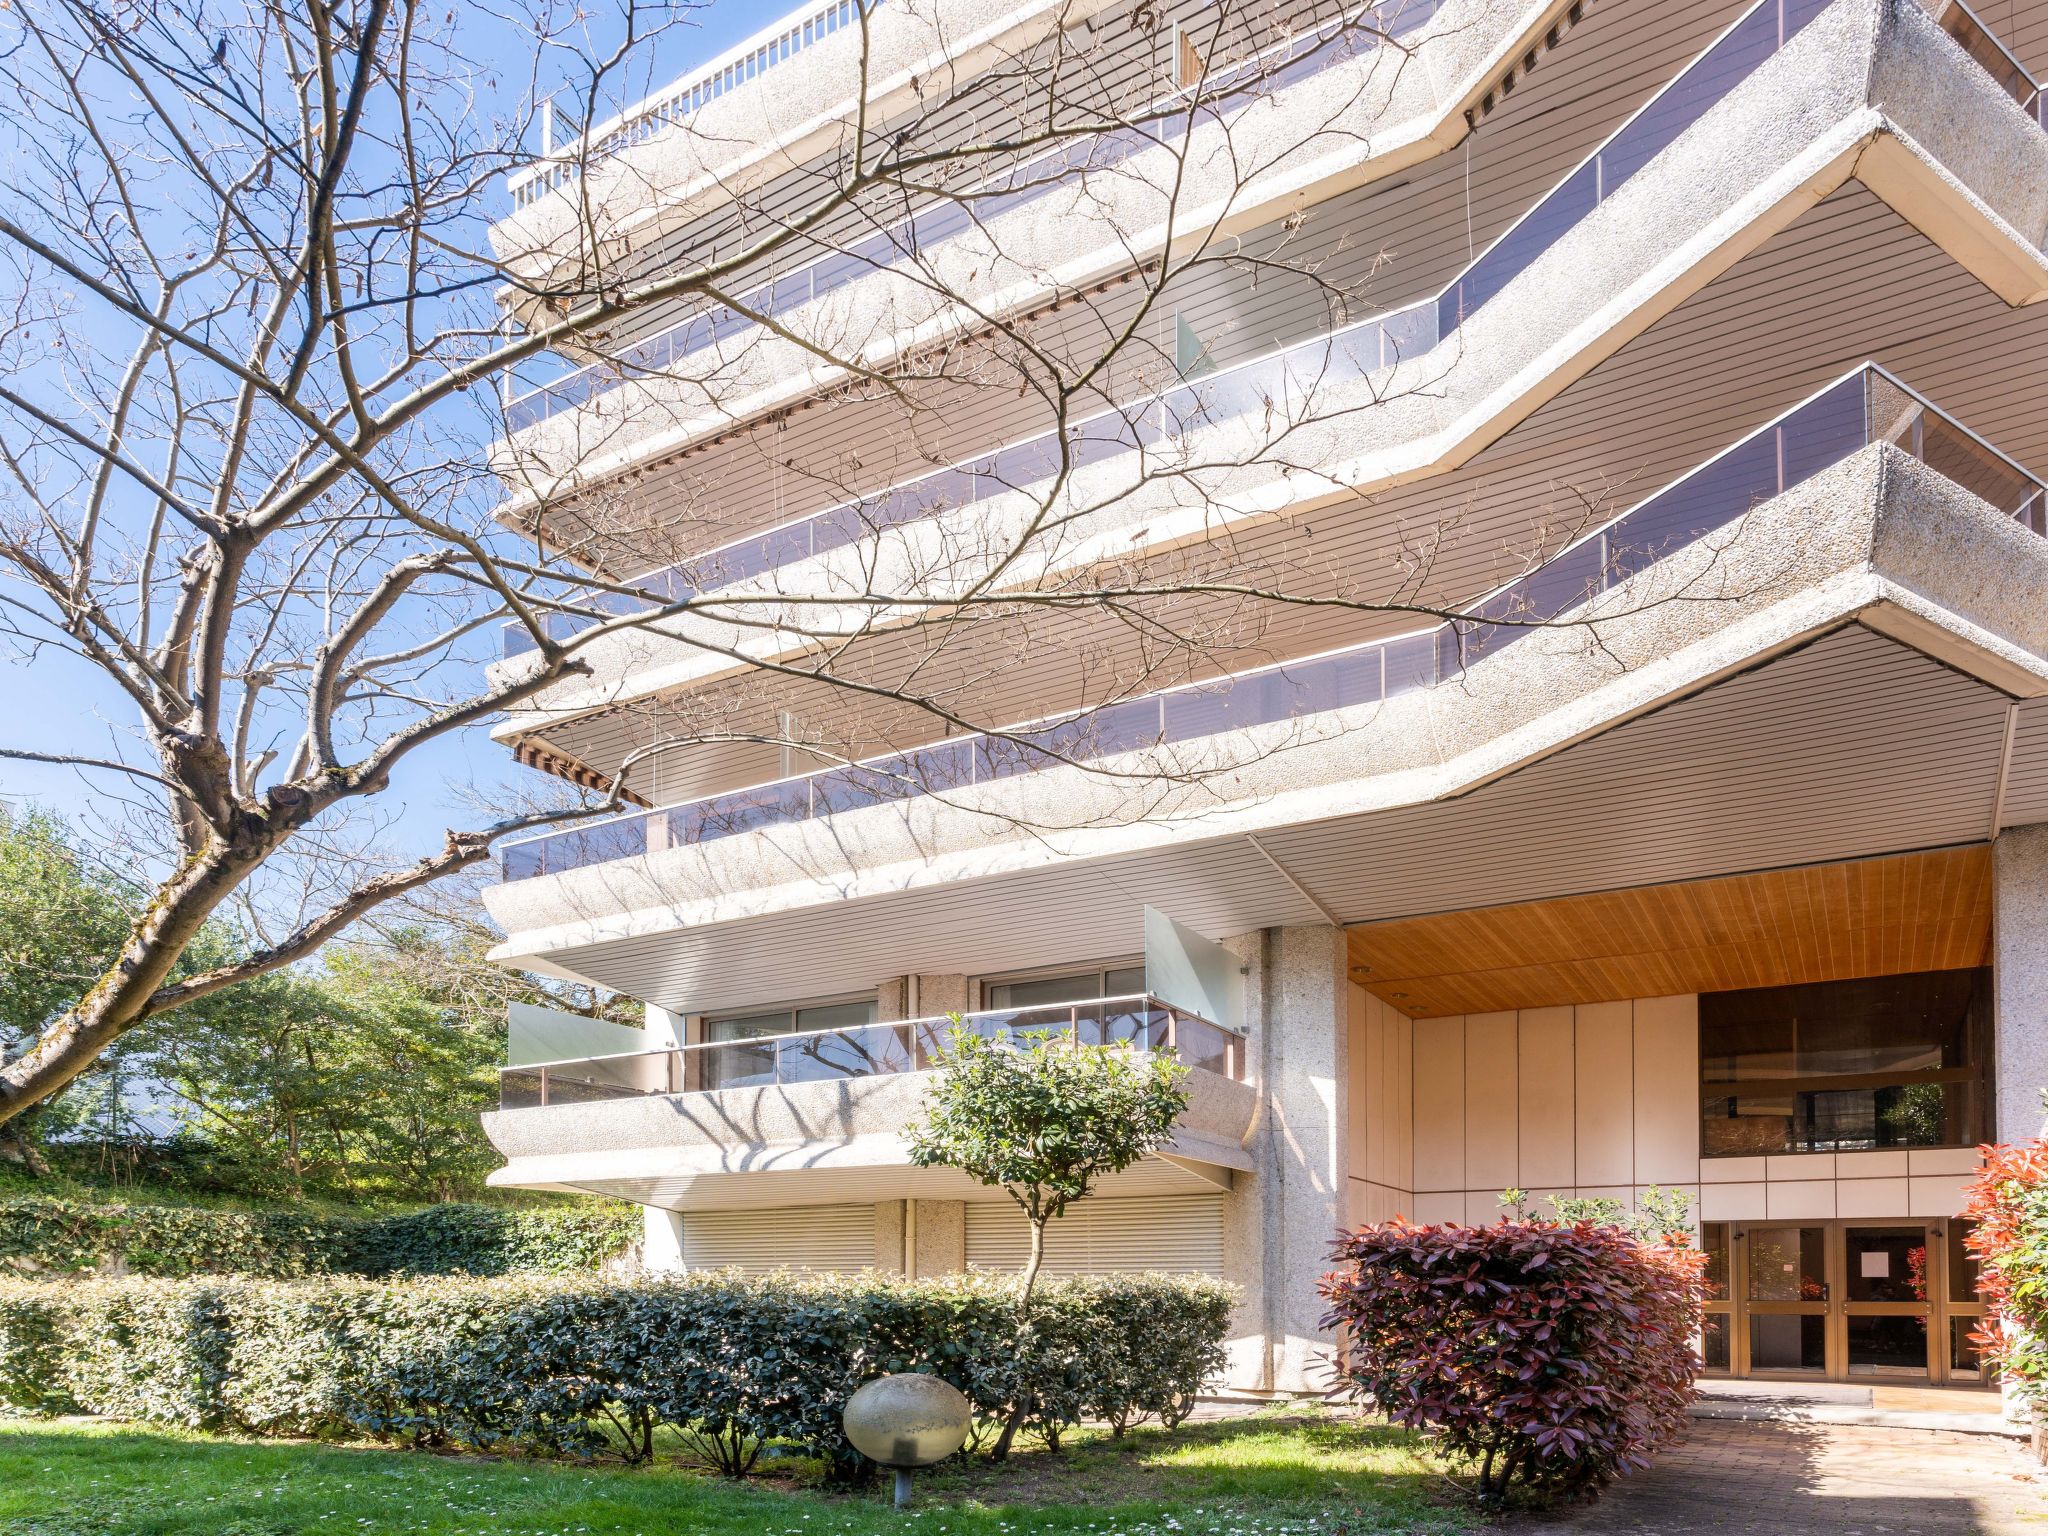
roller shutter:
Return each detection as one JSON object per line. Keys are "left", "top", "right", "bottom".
{"left": 680, "top": 1203, "right": 876, "bottom": 1273}
{"left": 964, "top": 1194, "right": 1225, "bottom": 1276}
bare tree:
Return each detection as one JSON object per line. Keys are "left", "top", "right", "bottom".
{"left": 0, "top": 0, "right": 1620, "bottom": 1127}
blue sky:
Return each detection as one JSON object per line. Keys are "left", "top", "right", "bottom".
{"left": 1, "top": 0, "right": 772, "bottom": 857}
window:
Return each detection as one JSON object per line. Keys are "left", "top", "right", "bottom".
{"left": 1699, "top": 970, "right": 1991, "bottom": 1158}
{"left": 984, "top": 963, "right": 1147, "bottom": 1010}
{"left": 701, "top": 997, "right": 878, "bottom": 1090}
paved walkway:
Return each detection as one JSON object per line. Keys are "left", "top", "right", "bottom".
{"left": 1533, "top": 1417, "right": 2048, "bottom": 1534}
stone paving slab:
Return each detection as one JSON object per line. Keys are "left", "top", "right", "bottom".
{"left": 1533, "top": 1418, "right": 2048, "bottom": 1535}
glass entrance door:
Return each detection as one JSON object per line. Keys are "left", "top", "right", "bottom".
{"left": 1703, "top": 1219, "right": 1978, "bottom": 1384}
{"left": 1843, "top": 1225, "right": 1933, "bottom": 1379}
{"left": 1743, "top": 1224, "right": 1829, "bottom": 1375}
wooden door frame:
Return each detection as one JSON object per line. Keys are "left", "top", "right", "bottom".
{"left": 1702, "top": 1217, "right": 1979, "bottom": 1386}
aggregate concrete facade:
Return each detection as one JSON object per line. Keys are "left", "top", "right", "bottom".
{"left": 1995, "top": 822, "right": 2048, "bottom": 1143}
{"left": 485, "top": 446, "right": 2048, "bottom": 977}
{"left": 491, "top": 0, "right": 1577, "bottom": 513}
{"left": 492, "top": 0, "right": 2048, "bottom": 740}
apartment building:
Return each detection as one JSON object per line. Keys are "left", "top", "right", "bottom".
{"left": 477, "top": 0, "right": 2048, "bottom": 1392}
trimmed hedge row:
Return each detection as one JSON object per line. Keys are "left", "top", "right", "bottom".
{"left": 0, "top": 1198, "right": 637, "bottom": 1278}
{"left": 0, "top": 1270, "right": 1233, "bottom": 1474}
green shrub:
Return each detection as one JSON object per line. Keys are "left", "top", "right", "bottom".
{"left": 56, "top": 1279, "right": 236, "bottom": 1428}
{"left": 0, "top": 1269, "right": 1235, "bottom": 1471}
{"left": 0, "top": 1283, "right": 70, "bottom": 1412}
{"left": 0, "top": 1198, "right": 636, "bottom": 1279}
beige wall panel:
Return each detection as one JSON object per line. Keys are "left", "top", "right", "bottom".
{"left": 1465, "top": 1190, "right": 1507, "bottom": 1225}
{"left": 1767, "top": 1153, "right": 1836, "bottom": 1180}
{"left": 1347, "top": 984, "right": 1373, "bottom": 1181}
{"left": 1703, "top": 1155, "right": 1767, "bottom": 1184}
{"left": 1909, "top": 1148, "right": 1981, "bottom": 1177}
{"left": 1836, "top": 1178, "right": 1912, "bottom": 1217}
{"left": 1700, "top": 1183, "right": 1767, "bottom": 1221}
{"left": 1632, "top": 994, "right": 1700, "bottom": 1186}
{"left": 1908, "top": 1176, "right": 1972, "bottom": 1217}
{"left": 1573, "top": 1001, "right": 1636, "bottom": 1188}
{"left": 1838, "top": 1151, "right": 1910, "bottom": 1179}
{"left": 1517, "top": 1006, "right": 1577, "bottom": 1191}
{"left": 1395, "top": 1009, "right": 1415, "bottom": 1193}
{"left": 1411, "top": 1016, "right": 1466, "bottom": 1192}
{"left": 1764, "top": 1181, "right": 1836, "bottom": 1220}
{"left": 1464, "top": 1012, "right": 1521, "bottom": 1192}
{"left": 1411, "top": 1191, "right": 1463, "bottom": 1224}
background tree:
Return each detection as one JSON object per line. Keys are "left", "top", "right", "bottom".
{"left": 0, "top": 806, "right": 137, "bottom": 1168}
{"left": 0, "top": 803, "right": 618, "bottom": 1200}
{"left": 906, "top": 1022, "right": 1189, "bottom": 1456}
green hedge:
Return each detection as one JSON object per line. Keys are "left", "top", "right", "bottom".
{"left": 0, "top": 1198, "right": 637, "bottom": 1279}
{"left": 0, "top": 1271, "right": 1234, "bottom": 1473}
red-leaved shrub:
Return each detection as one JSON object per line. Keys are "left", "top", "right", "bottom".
{"left": 1319, "top": 1219, "right": 1707, "bottom": 1505}
{"left": 1960, "top": 1138, "right": 2048, "bottom": 1400}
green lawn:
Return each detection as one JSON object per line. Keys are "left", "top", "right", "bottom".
{"left": 0, "top": 1411, "right": 1474, "bottom": 1535}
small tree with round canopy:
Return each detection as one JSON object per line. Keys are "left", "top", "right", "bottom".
{"left": 905, "top": 1020, "right": 1190, "bottom": 1456}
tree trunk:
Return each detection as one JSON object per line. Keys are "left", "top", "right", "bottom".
{"left": 1018, "top": 1215, "right": 1046, "bottom": 1317}
{"left": 989, "top": 1218, "right": 1050, "bottom": 1462}
{"left": 0, "top": 833, "right": 272, "bottom": 1127}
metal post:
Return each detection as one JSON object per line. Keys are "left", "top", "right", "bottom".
{"left": 893, "top": 1469, "right": 914, "bottom": 1509}
{"left": 538, "top": 1066, "right": 550, "bottom": 1108}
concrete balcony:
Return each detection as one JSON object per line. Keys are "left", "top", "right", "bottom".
{"left": 481, "top": 363, "right": 2048, "bottom": 1010}
{"left": 489, "top": 0, "right": 1579, "bottom": 517}
{"left": 493, "top": 0, "right": 1122, "bottom": 308}
{"left": 483, "top": 995, "right": 1256, "bottom": 1206}
{"left": 489, "top": 0, "right": 2048, "bottom": 748}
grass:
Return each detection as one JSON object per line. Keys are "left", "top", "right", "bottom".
{"left": 0, "top": 1410, "right": 1475, "bottom": 1536}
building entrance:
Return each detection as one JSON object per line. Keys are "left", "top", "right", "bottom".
{"left": 1700, "top": 1219, "right": 1986, "bottom": 1384}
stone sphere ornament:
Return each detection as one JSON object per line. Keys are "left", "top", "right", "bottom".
{"left": 842, "top": 1372, "right": 973, "bottom": 1508}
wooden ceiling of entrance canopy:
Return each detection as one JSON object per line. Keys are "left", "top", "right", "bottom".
{"left": 1346, "top": 845, "right": 1993, "bottom": 1018}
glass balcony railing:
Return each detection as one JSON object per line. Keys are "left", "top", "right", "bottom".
{"left": 500, "top": 0, "right": 1934, "bottom": 660}
{"left": 501, "top": 0, "right": 1445, "bottom": 434}
{"left": 498, "top": 362, "right": 2046, "bottom": 882}
{"left": 508, "top": 0, "right": 880, "bottom": 211}
{"left": 1934, "top": 0, "right": 2048, "bottom": 125}
{"left": 496, "top": 993, "right": 1247, "bottom": 1108}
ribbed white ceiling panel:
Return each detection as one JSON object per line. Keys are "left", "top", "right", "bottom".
{"left": 1254, "top": 626, "right": 2012, "bottom": 922}
{"left": 1997, "top": 697, "right": 2048, "bottom": 829}
{"left": 534, "top": 625, "right": 2015, "bottom": 1011}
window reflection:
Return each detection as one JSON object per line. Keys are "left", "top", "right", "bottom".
{"left": 702, "top": 998, "right": 878, "bottom": 1091}
{"left": 1700, "top": 970, "right": 1990, "bottom": 1157}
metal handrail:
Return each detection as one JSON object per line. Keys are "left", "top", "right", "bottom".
{"left": 499, "top": 993, "right": 1247, "bottom": 1108}
{"left": 508, "top": 0, "right": 877, "bottom": 209}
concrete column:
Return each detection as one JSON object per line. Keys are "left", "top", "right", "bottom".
{"left": 908, "top": 1199, "right": 966, "bottom": 1277}
{"left": 1994, "top": 823, "right": 2048, "bottom": 1143}
{"left": 876, "top": 975, "right": 969, "bottom": 1021}
{"left": 914, "top": 975, "right": 972, "bottom": 1018}
{"left": 876, "top": 978, "right": 910, "bottom": 1022}
{"left": 1229, "top": 923, "right": 1350, "bottom": 1394}
{"left": 875, "top": 1200, "right": 908, "bottom": 1274}
{"left": 643, "top": 1207, "right": 685, "bottom": 1272}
